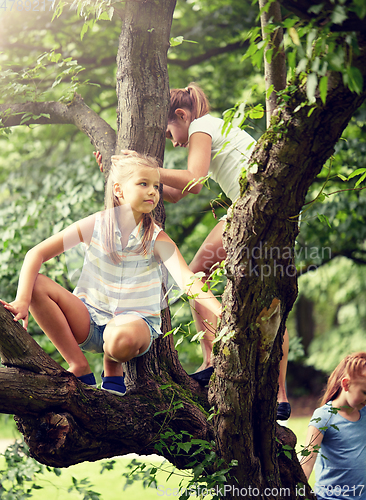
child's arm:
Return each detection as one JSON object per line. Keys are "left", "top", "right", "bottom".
{"left": 163, "top": 185, "right": 190, "bottom": 204}
{"left": 154, "top": 231, "right": 222, "bottom": 319}
{"left": 1, "top": 214, "right": 95, "bottom": 329}
{"left": 301, "top": 424, "right": 324, "bottom": 480}
{"left": 160, "top": 132, "right": 212, "bottom": 199}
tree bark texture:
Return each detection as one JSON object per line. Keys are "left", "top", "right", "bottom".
{"left": 0, "top": 303, "right": 213, "bottom": 468}
{"left": 115, "top": 0, "right": 176, "bottom": 160}
{"left": 210, "top": 39, "right": 366, "bottom": 498}
{"left": 259, "top": 0, "right": 287, "bottom": 127}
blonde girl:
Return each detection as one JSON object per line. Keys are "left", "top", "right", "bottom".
{"left": 302, "top": 352, "right": 366, "bottom": 499}
{"left": 1, "top": 152, "right": 222, "bottom": 396}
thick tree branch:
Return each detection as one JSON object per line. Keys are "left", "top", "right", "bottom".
{"left": 0, "top": 304, "right": 213, "bottom": 468}
{"left": 259, "top": 0, "right": 286, "bottom": 127}
{"left": 167, "top": 40, "right": 248, "bottom": 69}
{"left": 0, "top": 93, "right": 116, "bottom": 157}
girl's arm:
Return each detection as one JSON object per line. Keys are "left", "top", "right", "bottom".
{"left": 154, "top": 231, "right": 222, "bottom": 319}
{"left": 301, "top": 425, "right": 324, "bottom": 480}
{"left": 1, "top": 214, "right": 96, "bottom": 329}
{"left": 161, "top": 132, "right": 212, "bottom": 199}
{"left": 163, "top": 185, "right": 189, "bottom": 204}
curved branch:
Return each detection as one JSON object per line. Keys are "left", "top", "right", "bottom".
{"left": 0, "top": 366, "right": 213, "bottom": 468}
{"left": 259, "top": 0, "right": 286, "bottom": 127}
{"left": 168, "top": 40, "right": 248, "bottom": 69}
{"left": 0, "top": 93, "right": 116, "bottom": 155}
{"left": 0, "top": 304, "right": 213, "bottom": 468}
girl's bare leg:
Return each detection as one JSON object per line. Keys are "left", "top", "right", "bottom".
{"left": 103, "top": 314, "right": 151, "bottom": 377}
{"left": 29, "top": 274, "right": 92, "bottom": 377}
{"left": 278, "top": 327, "right": 290, "bottom": 404}
{"left": 189, "top": 221, "right": 290, "bottom": 408}
{"left": 189, "top": 221, "right": 226, "bottom": 372}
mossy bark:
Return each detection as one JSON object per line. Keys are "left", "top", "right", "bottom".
{"left": 209, "top": 52, "right": 366, "bottom": 499}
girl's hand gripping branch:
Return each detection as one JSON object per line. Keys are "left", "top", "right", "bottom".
{"left": 0, "top": 298, "right": 30, "bottom": 330}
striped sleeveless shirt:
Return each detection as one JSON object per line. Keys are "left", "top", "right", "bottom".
{"left": 73, "top": 211, "right": 164, "bottom": 334}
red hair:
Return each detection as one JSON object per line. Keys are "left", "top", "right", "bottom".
{"left": 321, "top": 352, "right": 366, "bottom": 405}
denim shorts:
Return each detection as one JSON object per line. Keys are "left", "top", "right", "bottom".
{"left": 78, "top": 312, "right": 161, "bottom": 357}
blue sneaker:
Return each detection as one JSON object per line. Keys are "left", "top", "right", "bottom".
{"left": 189, "top": 367, "right": 214, "bottom": 386}
{"left": 101, "top": 373, "right": 126, "bottom": 396}
{"left": 277, "top": 402, "right": 291, "bottom": 421}
{"left": 77, "top": 373, "right": 97, "bottom": 388}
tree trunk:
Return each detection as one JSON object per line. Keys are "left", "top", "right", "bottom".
{"left": 115, "top": 0, "right": 175, "bottom": 160}
{"left": 210, "top": 64, "right": 366, "bottom": 498}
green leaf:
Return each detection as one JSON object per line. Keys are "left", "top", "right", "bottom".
{"left": 328, "top": 48, "right": 345, "bottom": 72}
{"left": 308, "top": 3, "right": 325, "bottom": 15}
{"left": 319, "top": 76, "right": 328, "bottom": 105}
{"left": 266, "top": 84, "right": 274, "bottom": 100}
{"left": 348, "top": 168, "right": 366, "bottom": 180}
{"left": 306, "top": 73, "right": 318, "bottom": 104}
{"left": 170, "top": 36, "right": 197, "bottom": 47}
{"left": 98, "top": 11, "right": 111, "bottom": 21}
{"left": 175, "top": 335, "right": 184, "bottom": 348}
{"left": 265, "top": 48, "right": 274, "bottom": 64}
{"left": 248, "top": 104, "right": 264, "bottom": 120}
{"left": 355, "top": 172, "right": 366, "bottom": 187}
{"left": 317, "top": 213, "right": 331, "bottom": 228}
{"left": 178, "top": 442, "right": 192, "bottom": 453}
{"left": 331, "top": 4, "right": 347, "bottom": 25}
{"left": 347, "top": 66, "right": 363, "bottom": 95}
{"left": 80, "top": 22, "right": 89, "bottom": 41}
{"left": 170, "top": 36, "right": 184, "bottom": 47}
{"left": 288, "top": 27, "right": 300, "bottom": 46}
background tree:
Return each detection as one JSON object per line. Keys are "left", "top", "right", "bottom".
{"left": 1, "top": 1, "right": 366, "bottom": 498}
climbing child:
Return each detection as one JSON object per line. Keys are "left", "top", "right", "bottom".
{"left": 301, "top": 352, "right": 366, "bottom": 499}
{"left": 94, "top": 83, "right": 291, "bottom": 420}
{"left": 1, "top": 152, "right": 222, "bottom": 396}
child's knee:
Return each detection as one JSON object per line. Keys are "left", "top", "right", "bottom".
{"left": 104, "top": 331, "right": 139, "bottom": 361}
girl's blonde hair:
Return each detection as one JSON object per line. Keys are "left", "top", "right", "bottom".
{"left": 168, "top": 82, "right": 210, "bottom": 123}
{"left": 321, "top": 351, "right": 366, "bottom": 405}
{"left": 103, "top": 151, "right": 160, "bottom": 263}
